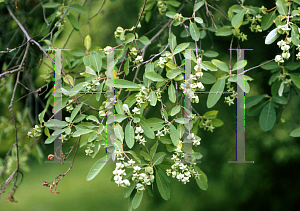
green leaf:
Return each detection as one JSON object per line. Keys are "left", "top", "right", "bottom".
{"left": 45, "top": 134, "right": 59, "bottom": 144}
{"left": 203, "top": 50, "right": 219, "bottom": 58}
{"left": 166, "top": 69, "right": 182, "bottom": 79}
{"left": 195, "top": 166, "right": 208, "bottom": 190}
{"left": 194, "top": 1, "right": 204, "bottom": 12}
{"left": 294, "top": 0, "right": 300, "bottom": 4}
{"left": 107, "top": 79, "right": 141, "bottom": 89}
{"left": 265, "top": 28, "right": 280, "bottom": 45}
{"left": 150, "top": 141, "right": 159, "bottom": 158}
{"left": 73, "top": 114, "right": 86, "bottom": 123}
{"left": 152, "top": 152, "right": 166, "bottom": 165}
{"left": 198, "top": 72, "right": 216, "bottom": 84}
{"left": 155, "top": 167, "right": 170, "bottom": 200}
{"left": 194, "top": 17, "right": 203, "bottom": 24}
{"left": 125, "top": 123, "right": 135, "bottom": 149}
{"left": 140, "top": 151, "right": 151, "bottom": 161}
{"left": 245, "top": 95, "right": 267, "bottom": 108}
{"left": 44, "top": 119, "right": 69, "bottom": 128}
{"left": 276, "top": 0, "right": 288, "bottom": 16}
{"left": 203, "top": 110, "right": 218, "bottom": 119}
{"left": 139, "top": 119, "right": 155, "bottom": 139}
{"left": 81, "top": 66, "right": 96, "bottom": 76}
{"left": 272, "top": 96, "right": 287, "bottom": 104}
{"left": 90, "top": 51, "right": 102, "bottom": 73}
{"left": 115, "top": 123, "right": 124, "bottom": 143}
{"left": 291, "top": 25, "right": 300, "bottom": 46}
{"left": 259, "top": 101, "right": 276, "bottom": 131}
{"left": 231, "top": 9, "right": 245, "bottom": 28}
{"left": 207, "top": 79, "right": 226, "bottom": 108}
{"left": 211, "top": 118, "right": 224, "bottom": 127}
{"left": 247, "top": 101, "right": 268, "bottom": 116}
{"left": 115, "top": 99, "right": 125, "bottom": 115}
{"left": 145, "top": 72, "right": 165, "bottom": 82}
{"left": 124, "top": 182, "right": 137, "bottom": 198}
{"left": 166, "top": 62, "right": 177, "bottom": 69}
{"left": 114, "top": 114, "right": 128, "bottom": 123}
{"left": 260, "top": 61, "right": 280, "bottom": 70}
{"left": 42, "top": 2, "right": 61, "bottom": 8}
{"left": 124, "top": 59, "right": 129, "bottom": 75}
{"left": 175, "top": 118, "right": 189, "bottom": 124}
{"left": 125, "top": 33, "right": 135, "bottom": 44}
{"left": 232, "top": 60, "right": 247, "bottom": 71}
{"left": 169, "top": 124, "right": 179, "bottom": 146}
{"left": 70, "top": 103, "right": 84, "bottom": 122}
{"left": 173, "top": 42, "right": 190, "bottom": 55}
{"left": 69, "top": 4, "right": 87, "bottom": 13}
{"left": 73, "top": 129, "right": 94, "bottom": 137}
{"left": 139, "top": 36, "right": 151, "bottom": 45}
{"left": 261, "top": 10, "right": 276, "bottom": 31}
{"left": 165, "top": 11, "right": 176, "bottom": 19}
{"left": 149, "top": 90, "right": 157, "bottom": 106}
{"left": 69, "top": 82, "right": 85, "bottom": 96}
{"left": 67, "top": 13, "right": 80, "bottom": 30}
{"left": 168, "top": 82, "right": 176, "bottom": 103}
{"left": 168, "top": 33, "right": 177, "bottom": 51}
{"left": 165, "top": 1, "right": 181, "bottom": 7}
{"left": 215, "top": 26, "right": 233, "bottom": 36}
{"left": 86, "top": 156, "right": 107, "bottom": 181}
{"left": 211, "top": 59, "right": 229, "bottom": 72}
{"left": 147, "top": 118, "right": 165, "bottom": 127}
{"left": 170, "top": 105, "right": 181, "bottom": 116}
{"left": 132, "top": 191, "right": 143, "bottom": 209}
{"left": 84, "top": 35, "right": 92, "bottom": 51}
{"left": 189, "top": 21, "right": 200, "bottom": 41}
{"left": 290, "top": 127, "right": 300, "bottom": 137}
{"left": 291, "top": 74, "right": 300, "bottom": 89}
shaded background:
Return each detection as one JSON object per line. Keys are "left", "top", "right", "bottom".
{"left": 1, "top": 0, "right": 300, "bottom": 210}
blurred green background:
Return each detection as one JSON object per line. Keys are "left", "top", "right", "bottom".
{"left": 1, "top": 0, "right": 300, "bottom": 210}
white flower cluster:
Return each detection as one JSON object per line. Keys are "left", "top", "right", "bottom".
{"left": 132, "top": 165, "right": 155, "bottom": 192}
{"left": 187, "top": 133, "right": 201, "bottom": 146}
{"left": 27, "top": 125, "right": 41, "bottom": 138}
{"left": 202, "top": 119, "right": 215, "bottom": 132}
{"left": 166, "top": 151, "right": 197, "bottom": 184}
{"left": 112, "top": 151, "right": 131, "bottom": 187}
{"left": 135, "top": 126, "right": 146, "bottom": 145}
{"left": 136, "top": 86, "right": 150, "bottom": 107}
{"left": 179, "top": 73, "right": 204, "bottom": 103}
{"left": 296, "top": 45, "right": 300, "bottom": 60}
{"left": 224, "top": 82, "right": 237, "bottom": 106}
{"left": 275, "top": 39, "right": 292, "bottom": 63}
{"left": 156, "top": 126, "right": 170, "bottom": 138}
{"left": 83, "top": 78, "right": 100, "bottom": 92}
{"left": 157, "top": 52, "right": 173, "bottom": 68}
{"left": 157, "top": 0, "right": 168, "bottom": 14}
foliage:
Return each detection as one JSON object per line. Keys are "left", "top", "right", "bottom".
{"left": 0, "top": 0, "right": 300, "bottom": 209}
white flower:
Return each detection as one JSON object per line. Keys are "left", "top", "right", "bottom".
{"left": 156, "top": 130, "right": 164, "bottom": 137}
{"left": 281, "top": 44, "right": 290, "bottom": 51}
{"left": 196, "top": 82, "right": 204, "bottom": 89}
{"left": 282, "top": 52, "right": 290, "bottom": 59}
{"left": 176, "top": 173, "right": 184, "bottom": 180}
{"left": 136, "top": 183, "right": 145, "bottom": 191}
{"left": 187, "top": 133, "right": 195, "bottom": 140}
{"left": 135, "top": 126, "right": 144, "bottom": 134}
{"left": 123, "top": 179, "right": 130, "bottom": 186}
{"left": 133, "top": 165, "right": 141, "bottom": 172}
{"left": 122, "top": 104, "right": 130, "bottom": 113}
{"left": 132, "top": 107, "right": 140, "bottom": 114}
{"left": 277, "top": 40, "right": 286, "bottom": 47}
{"left": 275, "top": 55, "right": 284, "bottom": 63}
{"left": 127, "top": 160, "right": 135, "bottom": 166}
{"left": 195, "top": 71, "right": 203, "bottom": 78}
